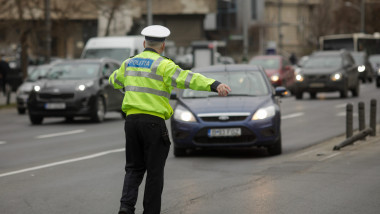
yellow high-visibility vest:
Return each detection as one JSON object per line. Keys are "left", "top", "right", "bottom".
{"left": 109, "top": 49, "right": 216, "bottom": 120}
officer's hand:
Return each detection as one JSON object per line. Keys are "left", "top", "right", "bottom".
{"left": 217, "top": 83, "right": 231, "bottom": 96}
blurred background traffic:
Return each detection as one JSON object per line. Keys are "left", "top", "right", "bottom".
{"left": 1, "top": 0, "right": 380, "bottom": 107}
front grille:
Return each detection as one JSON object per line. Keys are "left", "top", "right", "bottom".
{"left": 305, "top": 74, "right": 329, "bottom": 81}
{"left": 200, "top": 116, "right": 248, "bottom": 122}
{"left": 194, "top": 127, "right": 256, "bottom": 144}
{"left": 38, "top": 93, "right": 74, "bottom": 100}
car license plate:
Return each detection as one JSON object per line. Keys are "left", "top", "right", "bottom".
{"left": 309, "top": 83, "right": 325, "bottom": 88}
{"left": 45, "top": 103, "right": 66, "bottom": 109}
{"left": 208, "top": 128, "right": 241, "bottom": 138}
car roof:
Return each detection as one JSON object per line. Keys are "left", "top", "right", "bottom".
{"left": 192, "top": 64, "right": 264, "bottom": 73}
{"left": 54, "top": 58, "right": 120, "bottom": 65}
{"left": 311, "top": 50, "right": 347, "bottom": 57}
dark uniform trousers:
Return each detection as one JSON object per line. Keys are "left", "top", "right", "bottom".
{"left": 120, "top": 114, "right": 171, "bottom": 214}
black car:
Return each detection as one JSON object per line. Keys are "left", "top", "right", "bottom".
{"left": 27, "top": 58, "right": 123, "bottom": 124}
{"left": 351, "top": 51, "right": 373, "bottom": 83}
{"left": 294, "top": 50, "right": 360, "bottom": 99}
{"left": 369, "top": 54, "right": 380, "bottom": 88}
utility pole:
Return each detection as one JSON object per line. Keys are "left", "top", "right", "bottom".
{"left": 360, "top": 0, "right": 365, "bottom": 33}
{"left": 147, "top": 0, "right": 152, "bottom": 26}
{"left": 242, "top": 0, "right": 249, "bottom": 62}
{"left": 44, "top": 0, "right": 51, "bottom": 63}
{"left": 277, "top": 0, "right": 283, "bottom": 54}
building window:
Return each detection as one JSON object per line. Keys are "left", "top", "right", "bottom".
{"left": 217, "top": 0, "right": 237, "bottom": 30}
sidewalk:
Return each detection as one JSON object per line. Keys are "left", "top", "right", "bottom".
{"left": 0, "top": 92, "right": 16, "bottom": 107}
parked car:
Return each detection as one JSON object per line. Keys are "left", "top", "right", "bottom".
{"left": 350, "top": 51, "right": 373, "bottom": 83}
{"left": 16, "top": 64, "right": 54, "bottom": 114}
{"left": 369, "top": 54, "right": 380, "bottom": 87}
{"left": 294, "top": 50, "right": 359, "bottom": 99}
{"left": 249, "top": 55, "right": 296, "bottom": 94}
{"left": 170, "top": 64, "right": 286, "bottom": 157}
{"left": 27, "top": 58, "right": 123, "bottom": 124}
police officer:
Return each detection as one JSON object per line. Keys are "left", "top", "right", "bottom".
{"left": 109, "top": 25, "right": 231, "bottom": 214}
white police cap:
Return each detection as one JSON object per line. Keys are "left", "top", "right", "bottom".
{"left": 141, "top": 25, "right": 170, "bottom": 42}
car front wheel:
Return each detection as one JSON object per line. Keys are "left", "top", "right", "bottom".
{"left": 267, "top": 136, "right": 282, "bottom": 156}
{"left": 29, "top": 115, "right": 43, "bottom": 125}
{"left": 91, "top": 96, "right": 106, "bottom": 122}
{"left": 17, "top": 108, "right": 26, "bottom": 115}
{"left": 173, "top": 147, "right": 187, "bottom": 157}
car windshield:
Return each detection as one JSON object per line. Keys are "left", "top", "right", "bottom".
{"left": 27, "top": 66, "right": 50, "bottom": 82}
{"left": 249, "top": 58, "right": 279, "bottom": 70}
{"left": 47, "top": 62, "right": 100, "bottom": 80}
{"left": 351, "top": 53, "right": 364, "bottom": 65}
{"left": 182, "top": 71, "right": 269, "bottom": 98}
{"left": 303, "top": 56, "right": 342, "bottom": 69}
{"left": 82, "top": 48, "right": 131, "bottom": 62}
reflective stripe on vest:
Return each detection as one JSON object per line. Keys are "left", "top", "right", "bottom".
{"left": 185, "top": 72, "right": 194, "bottom": 88}
{"left": 124, "top": 85, "right": 170, "bottom": 99}
{"left": 113, "top": 72, "right": 124, "bottom": 87}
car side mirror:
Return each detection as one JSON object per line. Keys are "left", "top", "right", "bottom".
{"left": 275, "top": 86, "right": 287, "bottom": 96}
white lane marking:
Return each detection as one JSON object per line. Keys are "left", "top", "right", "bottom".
{"left": 294, "top": 148, "right": 320, "bottom": 158}
{"left": 0, "top": 148, "right": 125, "bottom": 178}
{"left": 36, "top": 129, "right": 86, "bottom": 139}
{"left": 335, "top": 103, "right": 348, "bottom": 109}
{"left": 336, "top": 112, "right": 358, "bottom": 117}
{"left": 318, "top": 153, "right": 341, "bottom": 162}
{"left": 0, "top": 141, "right": 6, "bottom": 145}
{"left": 281, "top": 112, "right": 304, "bottom": 120}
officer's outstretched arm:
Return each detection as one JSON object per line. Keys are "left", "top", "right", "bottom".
{"left": 109, "top": 65, "right": 125, "bottom": 89}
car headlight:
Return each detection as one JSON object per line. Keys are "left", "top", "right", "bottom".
{"left": 331, "top": 72, "right": 342, "bottom": 81}
{"left": 378, "top": 68, "right": 380, "bottom": 74}
{"left": 296, "top": 74, "right": 304, "bottom": 82}
{"left": 357, "top": 65, "right": 365, "bottom": 72}
{"left": 33, "top": 85, "right": 41, "bottom": 92}
{"left": 270, "top": 75, "right": 280, "bottom": 82}
{"left": 76, "top": 81, "right": 94, "bottom": 91}
{"left": 174, "top": 105, "right": 196, "bottom": 122}
{"left": 252, "top": 106, "right": 275, "bottom": 120}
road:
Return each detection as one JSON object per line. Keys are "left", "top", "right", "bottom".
{"left": 0, "top": 83, "right": 379, "bottom": 213}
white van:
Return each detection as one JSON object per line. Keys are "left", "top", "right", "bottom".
{"left": 81, "top": 36, "right": 145, "bottom": 63}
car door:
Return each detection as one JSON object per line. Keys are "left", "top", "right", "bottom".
{"left": 102, "top": 62, "right": 123, "bottom": 111}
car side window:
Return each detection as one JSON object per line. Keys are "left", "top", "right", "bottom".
{"left": 102, "top": 63, "right": 119, "bottom": 77}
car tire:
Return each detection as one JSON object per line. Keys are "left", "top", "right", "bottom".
{"left": 91, "top": 96, "right": 106, "bottom": 123}
{"left": 340, "top": 81, "right": 348, "bottom": 98}
{"left": 173, "top": 147, "right": 187, "bottom": 157}
{"left": 351, "top": 81, "right": 360, "bottom": 97}
{"left": 309, "top": 92, "right": 317, "bottom": 99}
{"left": 377, "top": 79, "right": 380, "bottom": 88}
{"left": 267, "top": 135, "right": 282, "bottom": 156}
{"left": 29, "top": 115, "right": 43, "bottom": 125}
{"left": 295, "top": 90, "right": 303, "bottom": 100}
{"left": 17, "top": 108, "right": 26, "bottom": 115}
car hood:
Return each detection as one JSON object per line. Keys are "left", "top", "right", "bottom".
{"left": 37, "top": 79, "right": 96, "bottom": 92}
{"left": 301, "top": 67, "right": 341, "bottom": 74}
{"left": 177, "top": 95, "right": 273, "bottom": 115}
{"left": 17, "top": 82, "right": 34, "bottom": 92}
{"left": 264, "top": 69, "right": 280, "bottom": 77}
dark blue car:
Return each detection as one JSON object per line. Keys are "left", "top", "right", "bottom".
{"left": 170, "top": 65, "right": 286, "bottom": 157}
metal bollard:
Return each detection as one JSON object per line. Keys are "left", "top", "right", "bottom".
{"left": 358, "top": 102, "right": 366, "bottom": 140}
{"left": 346, "top": 103, "right": 353, "bottom": 138}
{"left": 370, "top": 99, "right": 377, "bottom": 136}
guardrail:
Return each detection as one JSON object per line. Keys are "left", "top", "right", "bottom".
{"left": 333, "top": 99, "right": 377, "bottom": 151}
